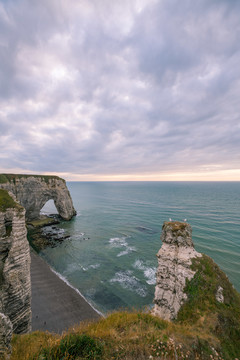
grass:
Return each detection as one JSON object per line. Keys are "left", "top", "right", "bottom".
{"left": 0, "top": 174, "right": 64, "bottom": 184}
{"left": 0, "top": 189, "right": 21, "bottom": 212}
{"left": 37, "top": 333, "right": 104, "bottom": 360}
{"left": 177, "top": 254, "right": 240, "bottom": 359}
{"left": 7, "top": 240, "right": 240, "bottom": 359}
{"left": 164, "top": 221, "right": 188, "bottom": 232}
{"left": 10, "top": 254, "right": 240, "bottom": 359}
{"left": 10, "top": 311, "right": 233, "bottom": 360}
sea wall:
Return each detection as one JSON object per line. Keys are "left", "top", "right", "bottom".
{"left": 0, "top": 174, "right": 76, "bottom": 221}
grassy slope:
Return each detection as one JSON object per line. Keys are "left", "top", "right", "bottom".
{"left": 177, "top": 254, "right": 240, "bottom": 359}
{"left": 10, "top": 255, "right": 240, "bottom": 360}
{"left": 0, "top": 174, "right": 64, "bottom": 184}
{"left": 0, "top": 189, "right": 21, "bottom": 212}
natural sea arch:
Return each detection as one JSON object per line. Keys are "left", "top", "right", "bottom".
{"left": 0, "top": 175, "right": 76, "bottom": 220}
{"left": 40, "top": 199, "right": 59, "bottom": 216}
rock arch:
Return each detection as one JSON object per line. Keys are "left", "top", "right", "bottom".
{"left": 40, "top": 199, "right": 58, "bottom": 215}
{"left": 0, "top": 175, "right": 76, "bottom": 221}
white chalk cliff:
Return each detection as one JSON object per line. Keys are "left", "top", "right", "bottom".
{"left": 0, "top": 174, "right": 76, "bottom": 221}
{"left": 153, "top": 221, "right": 201, "bottom": 321}
{"left": 0, "top": 189, "right": 31, "bottom": 357}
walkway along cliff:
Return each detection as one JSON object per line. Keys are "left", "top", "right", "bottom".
{"left": 0, "top": 174, "right": 76, "bottom": 221}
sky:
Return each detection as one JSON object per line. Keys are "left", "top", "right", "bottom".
{"left": 0, "top": 0, "right": 240, "bottom": 181}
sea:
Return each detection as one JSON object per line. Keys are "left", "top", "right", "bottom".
{"left": 40, "top": 181, "right": 240, "bottom": 315}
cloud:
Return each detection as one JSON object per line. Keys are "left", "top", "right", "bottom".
{"left": 0, "top": 0, "right": 240, "bottom": 179}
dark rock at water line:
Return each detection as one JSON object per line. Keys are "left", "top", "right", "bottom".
{"left": 136, "top": 226, "right": 157, "bottom": 235}
{"left": 28, "top": 224, "right": 71, "bottom": 251}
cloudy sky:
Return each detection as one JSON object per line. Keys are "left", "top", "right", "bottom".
{"left": 0, "top": 0, "right": 240, "bottom": 181}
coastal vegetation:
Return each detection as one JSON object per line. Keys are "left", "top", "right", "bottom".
{"left": 10, "top": 254, "right": 240, "bottom": 360}
{"left": 0, "top": 174, "right": 63, "bottom": 185}
{"left": 177, "top": 254, "right": 240, "bottom": 359}
{"left": 0, "top": 189, "right": 21, "bottom": 211}
{"left": 11, "top": 308, "right": 239, "bottom": 359}
{"left": 9, "top": 225, "right": 240, "bottom": 359}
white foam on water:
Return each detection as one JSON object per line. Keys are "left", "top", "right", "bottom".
{"left": 109, "top": 236, "right": 136, "bottom": 257}
{"left": 133, "top": 259, "right": 156, "bottom": 285}
{"left": 109, "top": 237, "right": 128, "bottom": 247}
{"left": 109, "top": 270, "right": 147, "bottom": 297}
{"left": 72, "top": 232, "right": 85, "bottom": 240}
{"left": 89, "top": 264, "right": 101, "bottom": 270}
{"left": 117, "top": 246, "right": 136, "bottom": 257}
{"left": 79, "top": 263, "right": 101, "bottom": 272}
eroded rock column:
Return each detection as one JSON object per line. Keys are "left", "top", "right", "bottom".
{"left": 152, "top": 221, "right": 201, "bottom": 321}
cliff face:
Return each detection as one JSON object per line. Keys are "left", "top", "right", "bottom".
{"left": 0, "top": 174, "right": 76, "bottom": 221}
{"left": 153, "top": 221, "right": 202, "bottom": 321}
{"left": 0, "top": 190, "right": 31, "bottom": 337}
{"left": 0, "top": 313, "right": 12, "bottom": 359}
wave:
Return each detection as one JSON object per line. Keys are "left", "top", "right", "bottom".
{"left": 109, "top": 270, "right": 147, "bottom": 297}
{"left": 133, "top": 259, "right": 156, "bottom": 285}
{"left": 109, "top": 237, "right": 128, "bottom": 247}
{"left": 109, "top": 236, "right": 136, "bottom": 257}
{"left": 117, "top": 247, "right": 136, "bottom": 257}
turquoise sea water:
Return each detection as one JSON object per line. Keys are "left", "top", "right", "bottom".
{"left": 40, "top": 181, "right": 240, "bottom": 314}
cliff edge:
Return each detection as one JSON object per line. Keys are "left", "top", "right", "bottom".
{"left": 0, "top": 174, "right": 76, "bottom": 221}
{"left": 0, "top": 189, "right": 31, "bottom": 358}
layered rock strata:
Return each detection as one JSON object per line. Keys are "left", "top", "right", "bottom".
{"left": 0, "top": 174, "right": 76, "bottom": 221}
{"left": 0, "top": 313, "right": 12, "bottom": 359}
{"left": 0, "top": 190, "right": 31, "bottom": 335}
{"left": 153, "top": 221, "right": 201, "bottom": 321}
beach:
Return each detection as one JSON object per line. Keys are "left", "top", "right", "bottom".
{"left": 31, "top": 250, "right": 101, "bottom": 334}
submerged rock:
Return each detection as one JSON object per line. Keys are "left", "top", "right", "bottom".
{"left": 152, "top": 221, "right": 201, "bottom": 321}
{"left": 0, "top": 174, "right": 76, "bottom": 221}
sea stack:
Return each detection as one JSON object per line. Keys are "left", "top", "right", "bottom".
{"left": 153, "top": 221, "right": 201, "bottom": 321}
{"left": 0, "top": 189, "right": 31, "bottom": 357}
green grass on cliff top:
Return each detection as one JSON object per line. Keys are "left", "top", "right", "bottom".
{"left": 0, "top": 173, "right": 64, "bottom": 184}
{"left": 0, "top": 189, "right": 21, "bottom": 211}
{"left": 10, "top": 254, "right": 240, "bottom": 360}
{"left": 177, "top": 254, "right": 240, "bottom": 359}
